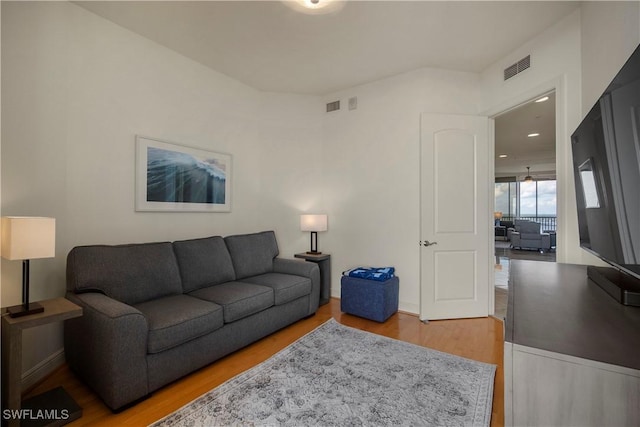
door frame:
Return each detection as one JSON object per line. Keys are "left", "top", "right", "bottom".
{"left": 417, "top": 76, "right": 568, "bottom": 320}
{"left": 482, "top": 76, "right": 567, "bottom": 314}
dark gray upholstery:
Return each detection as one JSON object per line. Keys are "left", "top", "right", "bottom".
{"left": 224, "top": 231, "right": 279, "bottom": 279}
{"left": 173, "top": 236, "right": 236, "bottom": 292}
{"left": 134, "top": 295, "right": 224, "bottom": 353}
{"left": 146, "top": 297, "right": 310, "bottom": 392}
{"left": 189, "top": 282, "right": 274, "bottom": 323}
{"left": 510, "top": 219, "right": 551, "bottom": 251}
{"left": 64, "top": 292, "right": 149, "bottom": 410}
{"left": 243, "top": 273, "right": 312, "bottom": 305}
{"left": 66, "top": 242, "right": 182, "bottom": 305}
{"left": 64, "top": 231, "right": 320, "bottom": 411}
{"left": 273, "top": 258, "right": 321, "bottom": 315}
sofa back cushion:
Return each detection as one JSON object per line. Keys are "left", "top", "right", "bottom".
{"left": 66, "top": 242, "right": 183, "bottom": 305}
{"left": 500, "top": 220, "right": 514, "bottom": 229}
{"left": 224, "top": 231, "right": 279, "bottom": 280}
{"left": 515, "top": 220, "right": 542, "bottom": 236}
{"left": 173, "top": 236, "right": 236, "bottom": 292}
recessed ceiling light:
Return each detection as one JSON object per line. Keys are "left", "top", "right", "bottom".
{"left": 499, "top": 154, "right": 508, "bottom": 158}
{"left": 282, "top": 0, "right": 346, "bottom": 14}
{"left": 528, "top": 133, "right": 540, "bottom": 137}
{"left": 535, "top": 96, "right": 549, "bottom": 103}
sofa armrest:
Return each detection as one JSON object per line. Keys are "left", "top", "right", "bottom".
{"left": 273, "top": 258, "right": 321, "bottom": 315}
{"left": 510, "top": 231, "right": 521, "bottom": 246}
{"left": 64, "top": 292, "right": 149, "bottom": 411}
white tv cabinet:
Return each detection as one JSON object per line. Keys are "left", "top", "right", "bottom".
{"left": 504, "top": 260, "right": 640, "bottom": 426}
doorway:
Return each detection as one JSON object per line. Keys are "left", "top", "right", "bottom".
{"left": 492, "top": 91, "right": 557, "bottom": 319}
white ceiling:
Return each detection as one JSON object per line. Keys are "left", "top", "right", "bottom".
{"left": 75, "top": 1, "right": 573, "bottom": 175}
{"left": 75, "top": 1, "right": 579, "bottom": 95}
{"left": 495, "top": 92, "right": 557, "bottom": 178}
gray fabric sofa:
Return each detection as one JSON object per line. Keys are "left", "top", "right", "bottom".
{"left": 64, "top": 231, "right": 320, "bottom": 411}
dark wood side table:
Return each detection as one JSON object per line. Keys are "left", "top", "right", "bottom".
{"left": 2, "top": 297, "right": 83, "bottom": 427}
{"left": 294, "top": 253, "right": 331, "bottom": 305}
{"left": 504, "top": 260, "right": 640, "bottom": 426}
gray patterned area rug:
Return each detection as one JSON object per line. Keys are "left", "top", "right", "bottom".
{"left": 152, "top": 319, "right": 496, "bottom": 426}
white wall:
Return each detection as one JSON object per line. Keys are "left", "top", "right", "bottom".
{"left": 319, "top": 3, "right": 640, "bottom": 312}
{"left": 580, "top": 1, "right": 640, "bottom": 113}
{"left": 321, "top": 68, "right": 481, "bottom": 314}
{"left": 4, "top": 0, "right": 640, "bottom": 386}
{"left": 480, "top": 10, "right": 589, "bottom": 266}
{"left": 481, "top": 4, "right": 640, "bottom": 268}
{"left": 1, "top": 1, "right": 323, "bottom": 383}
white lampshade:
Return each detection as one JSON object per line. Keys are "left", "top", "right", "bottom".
{"left": 1, "top": 217, "right": 56, "bottom": 261}
{"left": 300, "top": 214, "right": 328, "bottom": 232}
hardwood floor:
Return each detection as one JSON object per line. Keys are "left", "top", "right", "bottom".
{"left": 24, "top": 298, "right": 504, "bottom": 426}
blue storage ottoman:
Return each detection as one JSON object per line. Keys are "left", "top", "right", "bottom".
{"left": 341, "top": 275, "right": 399, "bottom": 322}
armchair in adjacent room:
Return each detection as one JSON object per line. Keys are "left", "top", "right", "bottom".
{"left": 494, "top": 220, "right": 515, "bottom": 241}
{"left": 509, "top": 219, "right": 551, "bottom": 252}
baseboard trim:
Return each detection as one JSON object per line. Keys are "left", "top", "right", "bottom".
{"left": 22, "top": 348, "right": 66, "bottom": 392}
{"left": 328, "top": 295, "right": 419, "bottom": 316}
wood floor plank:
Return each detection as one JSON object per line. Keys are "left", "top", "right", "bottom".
{"left": 23, "top": 299, "right": 504, "bottom": 426}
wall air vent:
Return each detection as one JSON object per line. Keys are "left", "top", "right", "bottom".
{"left": 504, "top": 55, "right": 531, "bottom": 81}
{"left": 326, "top": 100, "right": 340, "bottom": 112}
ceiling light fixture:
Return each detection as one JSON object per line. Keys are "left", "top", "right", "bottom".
{"left": 499, "top": 154, "right": 508, "bottom": 158}
{"left": 528, "top": 133, "right": 540, "bottom": 137}
{"left": 535, "top": 96, "right": 549, "bottom": 103}
{"left": 282, "top": 0, "right": 346, "bottom": 15}
{"left": 524, "top": 166, "right": 534, "bottom": 182}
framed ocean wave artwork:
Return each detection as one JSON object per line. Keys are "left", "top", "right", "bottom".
{"left": 135, "top": 136, "right": 231, "bottom": 212}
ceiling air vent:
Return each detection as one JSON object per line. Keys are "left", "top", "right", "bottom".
{"left": 504, "top": 55, "right": 531, "bottom": 81}
{"left": 326, "top": 100, "right": 340, "bottom": 112}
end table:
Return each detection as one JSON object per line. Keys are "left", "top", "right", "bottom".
{"left": 294, "top": 253, "right": 331, "bottom": 305}
{"left": 2, "top": 297, "right": 83, "bottom": 427}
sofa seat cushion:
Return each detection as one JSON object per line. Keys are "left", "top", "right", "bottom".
{"left": 189, "top": 282, "right": 274, "bottom": 323}
{"left": 521, "top": 233, "right": 541, "bottom": 240}
{"left": 134, "top": 295, "right": 224, "bottom": 354}
{"left": 242, "top": 273, "right": 312, "bottom": 305}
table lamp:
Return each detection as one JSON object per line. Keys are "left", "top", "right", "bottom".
{"left": 300, "top": 214, "right": 328, "bottom": 255}
{"left": 1, "top": 217, "right": 56, "bottom": 318}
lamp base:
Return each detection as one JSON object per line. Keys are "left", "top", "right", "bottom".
{"left": 7, "top": 302, "right": 44, "bottom": 318}
{"left": 306, "top": 251, "right": 323, "bottom": 255}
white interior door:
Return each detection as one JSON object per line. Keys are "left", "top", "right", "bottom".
{"left": 420, "top": 113, "right": 491, "bottom": 320}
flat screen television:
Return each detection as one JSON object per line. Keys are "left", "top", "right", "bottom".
{"left": 571, "top": 42, "right": 640, "bottom": 306}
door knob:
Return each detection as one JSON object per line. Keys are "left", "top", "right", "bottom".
{"left": 422, "top": 240, "right": 438, "bottom": 247}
